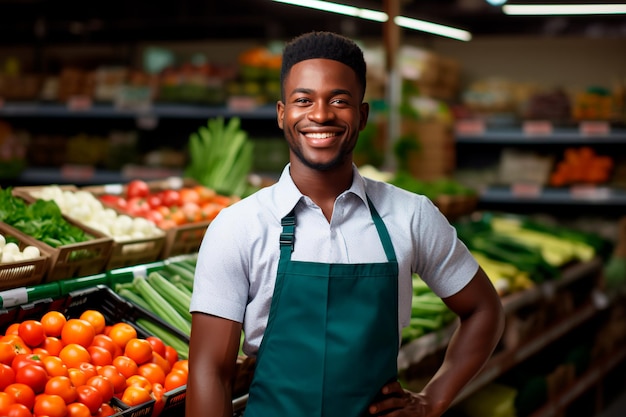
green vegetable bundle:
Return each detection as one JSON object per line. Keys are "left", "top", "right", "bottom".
{"left": 185, "top": 116, "right": 255, "bottom": 197}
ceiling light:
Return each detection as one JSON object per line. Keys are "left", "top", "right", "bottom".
{"left": 271, "top": 0, "right": 472, "bottom": 41}
{"left": 503, "top": 4, "right": 626, "bottom": 15}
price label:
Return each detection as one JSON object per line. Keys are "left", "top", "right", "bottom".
{"left": 523, "top": 120, "right": 553, "bottom": 136}
{"left": 60, "top": 164, "right": 95, "bottom": 181}
{"left": 67, "top": 96, "right": 93, "bottom": 111}
{"left": 579, "top": 121, "right": 610, "bottom": 136}
{"left": 511, "top": 183, "right": 542, "bottom": 198}
{"left": 455, "top": 119, "right": 486, "bottom": 136}
{"left": 103, "top": 183, "right": 124, "bottom": 195}
{"left": 227, "top": 96, "right": 258, "bottom": 111}
{"left": 569, "top": 185, "right": 610, "bottom": 200}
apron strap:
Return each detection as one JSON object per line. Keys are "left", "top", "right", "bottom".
{"left": 367, "top": 196, "right": 397, "bottom": 263}
{"left": 280, "top": 210, "right": 296, "bottom": 254}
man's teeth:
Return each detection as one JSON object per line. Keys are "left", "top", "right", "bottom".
{"left": 306, "top": 132, "right": 337, "bottom": 139}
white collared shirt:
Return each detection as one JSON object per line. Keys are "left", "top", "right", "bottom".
{"left": 190, "top": 164, "right": 478, "bottom": 356}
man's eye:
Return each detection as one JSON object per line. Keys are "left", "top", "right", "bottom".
{"left": 295, "top": 97, "right": 311, "bottom": 104}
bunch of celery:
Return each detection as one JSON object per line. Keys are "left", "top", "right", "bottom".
{"left": 185, "top": 116, "right": 254, "bottom": 197}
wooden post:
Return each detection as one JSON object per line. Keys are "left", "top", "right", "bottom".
{"left": 382, "top": 0, "right": 401, "bottom": 172}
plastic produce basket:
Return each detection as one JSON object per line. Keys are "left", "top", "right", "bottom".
{"left": 12, "top": 185, "right": 166, "bottom": 271}
{"left": 0, "top": 221, "right": 50, "bottom": 290}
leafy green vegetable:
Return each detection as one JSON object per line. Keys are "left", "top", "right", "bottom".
{"left": 0, "top": 188, "right": 92, "bottom": 247}
{"left": 184, "top": 116, "right": 255, "bottom": 197}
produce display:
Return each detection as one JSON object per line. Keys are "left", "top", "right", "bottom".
{"left": 548, "top": 146, "right": 614, "bottom": 187}
{"left": 26, "top": 186, "right": 165, "bottom": 247}
{"left": 0, "top": 307, "right": 188, "bottom": 417}
{"left": 96, "top": 180, "right": 236, "bottom": 231}
{"left": 0, "top": 233, "right": 41, "bottom": 264}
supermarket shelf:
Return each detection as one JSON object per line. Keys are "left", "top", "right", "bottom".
{"left": 454, "top": 301, "right": 598, "bottom": 405}
{"left": 0, "top": 101, "right": 277, "bottom": 120}
{"left": 456, "top": 128, "right": 626, "bottom": 144}
{"left": 530, "top": 345, "right": 626, "bottom": 417}
{"left": 10, "top": 166, "right": 184, "bottom": 186}
{"left": 479, "top": 185, "right": 626, "bottom": 206}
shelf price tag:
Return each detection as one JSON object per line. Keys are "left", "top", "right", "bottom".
{"left": 60, "top": 164, "right": 95, "bottom": 181}
{"left": 569, "top": 185, "right": 610, "bottom": 200}
{"left": 510, "top": 183, "right": 542, "bottom": 198}
{"left": 67, "top": 95, "right": 93, "bottom": 111}
{"left": 579, "top": 121, "right": 610, "bottom": 136}
{"left": 454, "top": 119, "right": 486, "bottom": 136}
{"left": 523, "top": 120, "right": 553, "bottom": 136}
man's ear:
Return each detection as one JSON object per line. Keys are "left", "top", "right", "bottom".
{"left": 359, "top": 102, "right": 370, "bottom": 131}
{"left": 277, "top": 101, "right": 285, "bottom": 130}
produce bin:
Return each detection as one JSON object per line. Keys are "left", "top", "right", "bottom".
{"left": 12, "top": 185, "right": 166, "bottom": 271}
{"left": 0, "top": 221, "right": 50, "bottom": 290}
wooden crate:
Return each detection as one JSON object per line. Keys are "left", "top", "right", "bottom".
{"left": 13, "top": 185, "right": 166, "bottom": 271}
{"left": 0, "top": 222, "right": 50, "bottom": 290}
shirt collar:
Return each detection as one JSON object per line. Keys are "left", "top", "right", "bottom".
{"left": 274, "top": 163, "right": 370, "bottom": 219}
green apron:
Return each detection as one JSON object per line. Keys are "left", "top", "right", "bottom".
{"left": 244, "top": 197, "right": 399, "bottom": 417}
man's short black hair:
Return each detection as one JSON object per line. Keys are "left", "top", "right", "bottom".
{"left": 280, "top": 31, "right": 367, "bottom": 100}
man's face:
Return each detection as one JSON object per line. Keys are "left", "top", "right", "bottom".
{"left": 277, "top": 58, "right": 369, "bottom": 171}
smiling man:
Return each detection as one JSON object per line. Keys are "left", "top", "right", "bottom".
{"left": 186, "top": 31, "right": 504, "bottom": 417}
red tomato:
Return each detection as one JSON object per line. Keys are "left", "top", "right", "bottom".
{"left": 145, "top": 337, "right": 166, "bottom": 359}
{"left": 45, "top": 375, "right": 77, "bottom": 404}
{"left": 0, "top": 362, "right": 15, "bottom": 390}
{"left": 75, "top": 384, "right": 103, "bottom": 414}
{"left": 144, "top": 209, "right": 164, "bottom": 225}
{"left": 86, "top": 375, "right": 114, "bottom": 403}
{"left": 66, "top": 402, "right": 92, "bottom": 417}
{"left": 0, "top": 342, "right": 18, "bottom": 366}
{"left": 94, "top": 402, "right": 116, "bottom": 417}
{"left": 97, "top": 365, "right": 126, "bottom": 394}
{"left": 126, "top": 180, "right": 150, "bottom": 199}
{"left": 5, "top": 402, "right": 32, "bottom": 417}
{"left": 33, "top": 393, "right": 67, "bottom": 417}
{"left": 179, "top": 188, "right": 200, "bottom": 205}
{"left": 164, "top": 346, "right": 178, "bottom": 368}
{"left": 0, "top": 391, "right": 16, "bottom": 415}
{"left": 15, "top": 363, "right": 48, "bottom": 393}
{"left": 4, "top": 382, "right": 36, "bottom": 410}
{"left": 90, "top": 334, "right": 119, "bottom": 358}
{"left": 164, "top": 369, "right": 188, "bottom": 392}
{"left": 17, "top": 320, "right": 46, "bottom": 348}
{"left": 125, "top": 197, "right": 151, "bottom": 217}
{"left": 99, "top": 194, "right": 124, "bottom": 208}
{"left": 146, "top": 194, "right": 163, "bottom": 209}
{"left": 160, "top": 189, "right": 181, "bottom": 207}
{"left": 12, "top": 353, "right": 43, "bottom": 372}
{"left": 87, "top": 346, "right": 112, "bottom": 367}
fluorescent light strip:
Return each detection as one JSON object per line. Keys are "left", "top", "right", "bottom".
{"left": 395, "top": 16, "right": 472, "bottom": 41}
{"left": 272, "top": 0, "right": 387, "bottom": 22}
{"left": 503, "top": 4, "right": 626, "bottom": 15}
{"left": 271, "top": 0, "right": 472, "bottom": 41}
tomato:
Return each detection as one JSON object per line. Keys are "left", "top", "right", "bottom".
{"left": 0, "top": 391, "right": 17, "bottom": 415}
{"left": 123, "top": 338, "right": 152, "bottom": 366}
{"left": 149, "top": 352, "right": 171, "bottom": 374}
{"left": 12, "top": 353, "right": 43, "bottom": 372}
{"left": 59, "top": 344, "right": 91, "bottom": 369}
{"left": 94, "top": 402, "right": 116, "bottom": 417}
{"left": 17, "top": 320, "right": 46, "bottom": 348}
{"left": 120, "top": 386, "right": 152, "bottom": 407}
{"left": 145, "top": 336, "right": 166, "bottom": 358}
{"left": 78, "top": 310, "right": 106, "bottom": 335}
{"left": 99, "top": 194, "right": 126, "bottom": 209}
{"left": 156, "top": 218, "right": 178, "bottom": 230}
{"left": 86, "top": 375, "right": 114, "bottom": 403}
{"left": 137, "top": 362, "right": 165, "bottom": 386}
{"left": 61, "top": 319, "right": 95, "bottom": 348}
{"left": 171, "top": 359, "right": 188, "bottom": 375}
{"left": 87, "top": 346, "right": 112, "bottom": 367}
{"left": 90, "top": 334, "right": 119, "bottom": 358}
{"left": 151, "top": 382, "right": 165, "bottom": 417}
{"left": 125, "top": 374, "right": 152, "bottom": 391}
{"left": 144, "top": 209, "right": 164, "bottom": 225}
{"left": 15, "top": 363, "right": 48, "bottom": 393}
{"left": 167, "top": 207, "right": 186, "bottom": 225}
{"left": 66, "top": 402, "right": 91, "bottom": 417}
{"left": 0, "top": 341, "right": 18, "bottom": 365}
{"left": 125, "top": 197, "right": 151, "bottom": 217}
{"left": 111, "top": 355, "right": 138, "bottom": 380}
{"left": 164, "top": 369, "right": 188, "bottom": 392}
{"left": 160, "top": 189, "right": 181, "bottom": 207}
{"left": 45, "top": 376, "right": 77, "bottom": 404}
{"left": 146, "top": 194, "right": 163, "bottom": 209}
{"left": 40, "top": 337, "right": 63, "bottom": 358}
{"left": 107, "top": 323, "right": 137, "bottom": 350}
{"left": 5, "top": 382, "right": 36, "bottom": 409}
{"left": 97, "top": 365, "right": 126, "bottom": 394}
{"left": 5, "top": 402, "right": 32, "bottom": 417}
{"left": 193, "top": 185, "right": 217, "bottom": 203}
{"left": 126, "top": 180, "right": 150, "bottom": 199}
{"left": 4, "top": 323, "right": 20, "bottom": 335}
{"left": 179, "top": 188, "right": 200, "bottom": 205}
{"left": 40, "top": 312, "right": 67, "bottom": 338}
{"left": 41, "top": 356, "right": 68, "bottom": 378}
{"left": 0, "top": 362, "right": 16, "bottom": 390}
{"left": 164, "top": 346, "right": 179, "bottom": 368}
{"left": 181, "top": 201, "right": 201, "bottom": 222}
{"left": 75, "top": 384, "right": 103, "bottom": 414}
{"left": 1, "top": 336, "right": 31, "bottom": 357}
{"left": 66, "top": 369, "right": 88, "bottom": 388}
{"left": 33, "top": 393, "right": 67, "bottom": 417}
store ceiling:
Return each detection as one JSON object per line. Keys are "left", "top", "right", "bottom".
{"left": 1, "top": 0, "right": 625, "bottom": 45}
